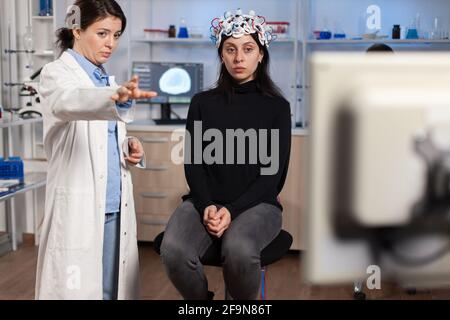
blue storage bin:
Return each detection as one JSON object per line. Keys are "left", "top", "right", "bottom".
{"left": 0, "top": 157, "right": 24, "bottom": 182}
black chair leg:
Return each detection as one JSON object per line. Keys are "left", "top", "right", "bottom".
{"left": 353, "top": 279, "right": 366, "bottom": 300}
{"left": 224, "top": 283, "right": 232, "bottom": 300}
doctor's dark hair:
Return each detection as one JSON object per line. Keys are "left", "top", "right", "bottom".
{"left": 211, "top": 33, "right": 284, "bottom": 100}
{"left": 55, "top": 0, "right": 127, "bottom": 53}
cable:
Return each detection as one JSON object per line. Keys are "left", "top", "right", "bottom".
{"left": 170, "top": 109, "right": 182, "bottom": 119}
{"left": 388, "top": 242, "right": 450, "bottom": 267}
{"left": 381, "top": 232, "right": 450, "bottom": 268}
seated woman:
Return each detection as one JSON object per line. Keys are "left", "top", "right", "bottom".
{"left": 160, "top": 9, "right": 292, "bottom": 300}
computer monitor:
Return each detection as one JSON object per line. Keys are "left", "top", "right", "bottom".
{"left": 132, "top": 61, "right": 204, "bottom": 124}
{"left": 305, "top": 52, "right": 450, "bottom": 289}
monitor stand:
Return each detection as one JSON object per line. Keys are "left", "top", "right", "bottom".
{"left": 153, "top": 103, "right": 187, "bottom": 125}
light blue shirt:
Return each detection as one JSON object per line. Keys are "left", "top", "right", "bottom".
{"left": 68, "top": 49, "right": 131, "bottom": 214}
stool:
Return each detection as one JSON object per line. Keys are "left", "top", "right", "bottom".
{"left": 154, "top": 229, "right": 293, "bottom": 300}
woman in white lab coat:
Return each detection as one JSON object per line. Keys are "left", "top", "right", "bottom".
{"left": 35, "top": 0, "right": 155, "bottom": 299}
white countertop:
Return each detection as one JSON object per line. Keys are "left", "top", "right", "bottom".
{"left": 126, "top": 120, "right": 309, "bottom": 136}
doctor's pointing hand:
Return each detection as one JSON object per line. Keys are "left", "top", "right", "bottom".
{"left": 112, "top": 75, "right": 157, "bottom": 103}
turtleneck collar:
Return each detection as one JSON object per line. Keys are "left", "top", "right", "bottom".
{"left": 232, "top": 79, "right": 258, "bottom": 93}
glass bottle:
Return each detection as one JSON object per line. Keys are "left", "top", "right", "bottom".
{"left": 23, "top": 26, "right": 34, "bottom": 69}
{"left": 406, "top": 18, "right": 419, "bottom": 40}
{"left": 40, "top": 0, "right": 53, "bottom": 16}
{"left": 431, "top": 17, "right": 442, "bottom": 40}
{"left": 168, "top": 25, "right": 176, "bottom": 38}
{"left": 392, "top": 25, "right": 401, "bottom": 39}
{"left": 177, "top": 19, "right": 189, "bottom": 38}
{"left": 333, "top": 21, "right": 346, "bottom": 39}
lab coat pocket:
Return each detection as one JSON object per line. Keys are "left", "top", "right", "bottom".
{"left": 49, "top": 187, "right": 95, "bottom": 250}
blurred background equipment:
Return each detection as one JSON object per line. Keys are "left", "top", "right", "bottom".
{"left": 305, "top": 52, "right": 450, "bottom": 289}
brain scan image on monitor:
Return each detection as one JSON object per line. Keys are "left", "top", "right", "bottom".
{"left": 159, "top": 67, "right": 192, "bottom": 95}
{"left": 132, "top": 61, "right": 203, "bottom": 105}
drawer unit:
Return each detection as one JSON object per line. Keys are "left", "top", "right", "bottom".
{"left": 134, "top": 186, "right": 188, "bottom": 215}
{"left": 279, "top": 135, "right": 306, "bottom": 250}
{"left": 129, "top": 161, "right": 187, "bottom": 189}
{"left": 136, "top": 213, "right": 169, "bottom": 242}
{"left": 128, "top": 130, "right": 188, "bottom": 242}
{"left": 134, "top": 131, "right": 185, "bottom": 161}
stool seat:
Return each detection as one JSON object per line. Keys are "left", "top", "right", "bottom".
{"left": 153, "top": 229, "right": 292, "bottom": 267}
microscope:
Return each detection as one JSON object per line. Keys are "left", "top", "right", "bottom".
{"left": 17, "top": 67, "right": 43, "bottom": 118}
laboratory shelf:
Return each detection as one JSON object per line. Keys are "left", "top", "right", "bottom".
{"left": 0, "top": 115, "right": 46, "bottom": 254}
{"left": 0, "top": 172, "right": 47, "bottom": 202}
{"left": 32, "top": 15, "right": 53, "bottom": 20}
{"left": 0, "top": 116, "right": 42, "bottom": 129}
{"left": 34, "top": 51, "right": 54, "bottom": 57}
{"left": 0, "top": 171, "right": 46, "bottom": 255}
{"left": 132, "top": 38, "right": 211, "bottom": 44}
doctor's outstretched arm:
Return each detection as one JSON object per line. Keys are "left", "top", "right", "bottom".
{"left": 40, "top": 63, "right": 156, "bottom": 123}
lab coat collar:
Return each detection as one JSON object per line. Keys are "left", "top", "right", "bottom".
{"left": 67, "top": 49, "right": 108, "bottom": 83}
{"left": 59, "top": 51, "right": 117, "bottom": 86}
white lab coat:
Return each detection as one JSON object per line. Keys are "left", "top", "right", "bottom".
{"left": 35, "top": 51, "right": 140, "bottom": 300}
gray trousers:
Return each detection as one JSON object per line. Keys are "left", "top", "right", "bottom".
{"left": 160, "top": 200, "right": 282, "bottom": 300}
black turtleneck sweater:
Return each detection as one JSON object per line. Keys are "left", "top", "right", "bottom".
{"left": 182, "top": 80, "right": 292, "bottom": 220}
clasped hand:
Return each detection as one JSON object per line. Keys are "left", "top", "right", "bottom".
{"left": 203, "top": 205, "right": 231, "bottom": 238}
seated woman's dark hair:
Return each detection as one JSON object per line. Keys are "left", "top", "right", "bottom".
{"left": 56, "top": 0, "right": 127, "bottom": 53}
{"left": 212, "top": 33, "right": 284, "bottom": 99}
